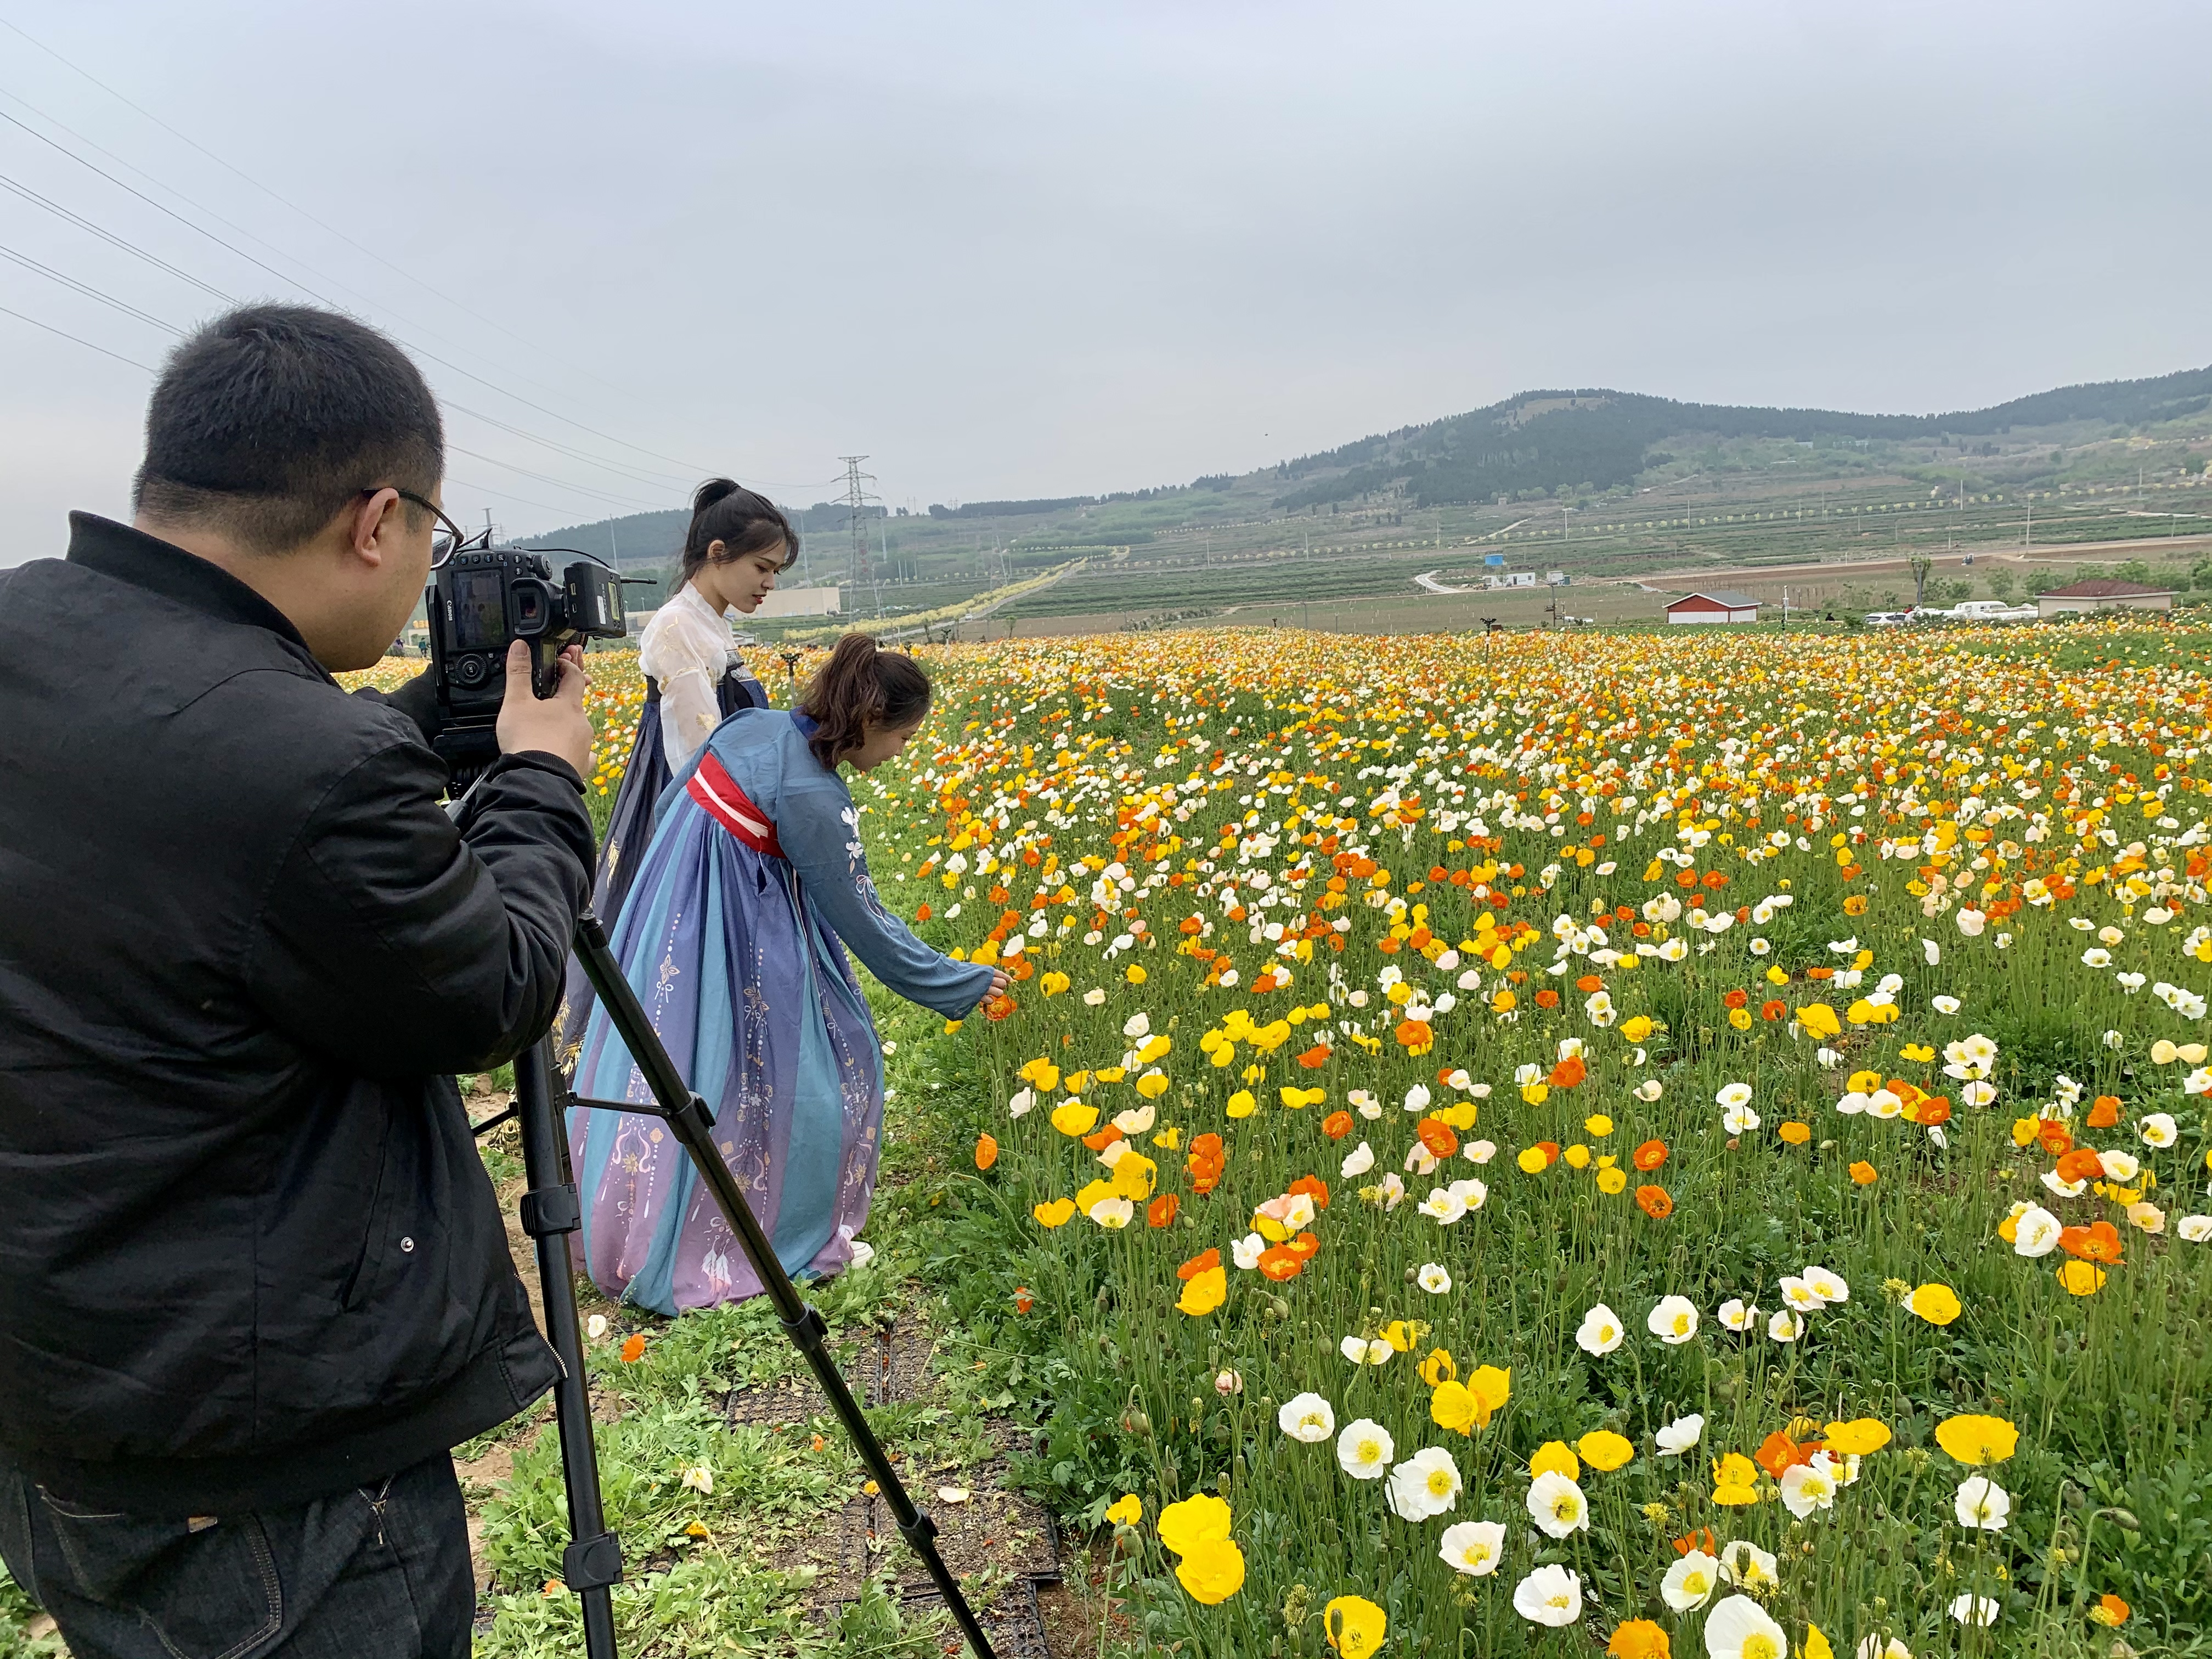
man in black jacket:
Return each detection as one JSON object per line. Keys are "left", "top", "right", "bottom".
{"left": 0, "top": 306, "right": 597, "bottom": 1658}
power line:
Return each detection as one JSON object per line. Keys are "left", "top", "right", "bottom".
{"left": 0, "top": 298, "right": 154, "bottom": 369}
{"left": 0, "top": 111, "right": 711, "bottom": 496}
{"left": 0, "top": 237, "right": 181, "bottom": 332}
{"left": 0, "top": 169, "right": 230, "bottom": 300}
{"left": 0, "top": 16, "right": 680, "bottom": 424}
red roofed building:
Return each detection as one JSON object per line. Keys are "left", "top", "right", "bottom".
{"left": 2034, "top": 578, "right": 2175, "bottom": 618}
{"left": 1664, "top": 590, "right": 1760, "bottom": 625}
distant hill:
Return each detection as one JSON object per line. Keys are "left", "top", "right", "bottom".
{"left": 505, "top": 363, "right": 2212, "bottom": 556}
{"left": 1271, "top": 366, "right": 2212, "bottom": 510}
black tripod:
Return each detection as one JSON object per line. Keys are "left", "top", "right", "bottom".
{"left": 475, "top": 909, "right": 998, "bottom": 1658}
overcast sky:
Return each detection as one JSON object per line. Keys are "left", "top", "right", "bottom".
{"left": 2, "top": 1, "right": 2207, "bottom": 559}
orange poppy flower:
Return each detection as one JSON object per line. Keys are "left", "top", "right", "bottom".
{"left": 1176, "top": 1247, "right": 1222, "bottom": 1281}
{"left": 2086, "top": 1096, "right": 2122, "bottom": 1128}
{"left": 1147, "top": 1194, "right": 1180, "bottom": 1228}
{"left": 2091, "top": 1593, "right": 2130, "bottom": 1628}
{"left": 2055, "top": 1148, "right": 2105, "bottom": 1185}
{"left": 1283, "top": 1229, "right": 1322, "bottom": 1260}
{"left": 1187, "top": 1133, "right": 1226, "bottom": 1194}
{"left": 2035, "top": 1121, "right": 2074, "bottom": 1157}
{"left": 1760, "top": 999, "right": 1786, "bottom": 1020}
{"left": 1778, "top": 1121, "right": 1811, "bottom": 1145}
{"left": 1289, "top": 1175, "right": 1331, "bottom": 1211}
{"left": 1633, "top": 1139, "right": 1669, "bottom": 1171}
{"left": 1533, "top": 988, "right": 1561, "bottom": 1009}
{"left": 1012, "top": 1285, "right": 1034, "bottom": 1314}
{"left": 1914, "top": 1096, "right": 1952, "bottom": 1126}
{"left": 2058, "top": 1220, "right": 2123, "bottom": 1263}
{"left": 1083, "top": 1124, "right": 1125, "bottom": 1153}
{"left": 974, "top": 1134, "right": 998, "bottom": 1171}
{"left": 1575, "top": 974, "right": 1605, "bottom": 994}
{"left": 1321, "top": 1109, "right": 1354, "bottom": 1140}
{"left": 1754, "top": 1430, "right": 1818, "bottom": 1479}
{"left": 1635, "top": 1184, "right": 1673, "bottom": 1219}
{"left": 1296, "top": 1043, "right": 1332, "bottom": 1070}
{"left": 1257, "top": 1245, "right": 1305, "bottom": 1282}
{"left": 1849, "top": 1160, "right": 1878, "bottom": 1185}
{"left": 1417, "top": 1118, "right": 1460, "bottom": 1159}
{"left": 1672, "top": 1527, "right": 1718, "bottom": 1558}
{"left": 620, "top": 1334, "right": 647, "bottom": 1363}
{"left": 1722, "top": 989, "right": 1750, "bottom": 1009}
{"left": 1535, "top": 1140, "right": 1561, "bottom": 1165}
{"left": 1548, "top": 1054, "right": 1587, "bottom": 1088}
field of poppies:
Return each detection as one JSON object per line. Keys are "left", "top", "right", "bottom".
{"left": 852, "top": 621, "right": 2210, "bottom": 1658}
{"left": 312, "top": 621, "right": 2212, "bottom": 1659}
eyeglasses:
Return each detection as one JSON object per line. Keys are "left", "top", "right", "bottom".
{"left": 362, "top": 486, "right": 468, "bottom": 569}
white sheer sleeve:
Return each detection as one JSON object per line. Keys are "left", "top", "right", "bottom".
{"left": 637, "top": 587, "right": 732, "bottom": 771}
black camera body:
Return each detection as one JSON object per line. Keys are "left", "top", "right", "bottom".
{"left": 426, "top": 546, "right": 629, "bottom": 773}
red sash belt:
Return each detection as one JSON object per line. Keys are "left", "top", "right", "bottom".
{"left": 686, "top": 753, "right": 785, "bottom": 856}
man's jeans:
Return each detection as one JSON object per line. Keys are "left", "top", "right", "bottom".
{"left": 0, "top": 1452, "right": 471, "bottom": 1659}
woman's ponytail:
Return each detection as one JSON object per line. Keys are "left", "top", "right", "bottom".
{"left": 798, "top": 634, "right": 931, "bottom": 769}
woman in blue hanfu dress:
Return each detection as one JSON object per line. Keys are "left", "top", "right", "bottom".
{"left": 566, "top": 634, "right": 1007, "bottom": 1312}
{"left": 556, "top": 480, "right": 790, "bottom": 1066}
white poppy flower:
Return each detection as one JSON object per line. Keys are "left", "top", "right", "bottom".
{"left": 1575, "top": 1303, "right": 1624, "bottom": 1355}
{"left": 1779, "top": 1275, "right": 1826, "bottom": 1314}
{"left": 1780, "top": 1453, "right": 1838, "bottom": 1519}
{"left": 1512, "top": 1564, "right": 1582, "bottom": 1626}
{"left": 1802, "top": 1265, "right": 1849, "bottom": 1303}
{"left": 1767, "top": 1308, "right": 1805, "bottom": 1342}
{"left": 1348, "top": 1087, "right": 1383, "bottom": 1119}
{"left": 1718, "top": 1540, "right": 1779, "bottom": 1590}
{"left": 1634, "top": 1079, "right": 1664, "bottom": 1102}
{"left": 1120, "top": 1011, "right": 1150, "bottom": 1039}
{"left": 1403, "top": 1083, "right": 1432, "bottom": 1113}
{"left": 1341, "top": 1141, "right": 1376, "bottom": 1178}
{"left": 1525, "top": 1470, "right": 1589, "bottom": 1538}
{"left": 1654, "top": 1413, "right": 1704, "bottom": 1456}
{"left": 1932, "top": 994, "right": 1961, "bottom": 1013}
{"left": 1465, "top": 1138, "right": 1497, "bottom": 1164}
{"left": 1857, "top": 1639, "right": 1912, "bottom": 1659}
{"left": 1837, "top": 1091, "right": 1870, "bottom": 1115}
{"left": 2081, "top": 948, "right": 2113, "bottom": 968}
{"left": 1277, "top": 1392, "right": 1335, "bottom": 1443}
{"left": 1417, "top": 1261, "right": 1452, "bottom": 1294}
{"left": 1723, "top": 1103, "right": 1762, "bottom": 1134}
{"left": 1082, "top": 988, "right": 1107, "bottom": 1006}
{"left": 1717, "top": 1298, "right": 1758, "bottom": 1332}
{"left": 2011, "top": 1204, "right": 2061, "bottom": 1257}
{"left": 1086, "top": 1195, "right": 1133, "bottom": 1228}
{"left": 1007, "top": 1087, "right": 1035, "bottom": 1118}
{"left": 1661, "top": 1548, "right": 1721, "bottom": 1610}
{"left": 1955, "top": 1475, "right": 2011, "bottom": 1531}
{"left": 1339, "top": 1336, "right": 1393, "bottom": 1367}
{"left": 1419, "top": 1188, "right": 1467, "bottom": 1225}
{"left": 1386, "top": 1447, "right": 1464, "bottom": 1520}
{"left": 1231, "top": 1233, "right": 1266, "bottom": 1270}
{"left": 1335, "top": 1417, "right": 1393, "bottom": 1478}
{"left": 2098, "top": 1149, "right": 2141, "bottom": 1183}
{"left": 1950, "top": 1594, "right": 2000, "bottom": 1628}
{"left": 2040, "top": 1169, "right": 2088, "bottom": 1199}
{"left": 1438, "top": 1519, "right": 1505, "bottom": 1577}
{"left": 1921, "top": 938, "right": 1941, "bottom": 966}
{"left": 2176, "top": 1214, "right": 2212, "bottom": 1242}
{"left": 1706, "top": 1594, "right": 1789, "bottom": 1659}
{"left": 1716, "top": 1081, "right": 1753, "bottom": 1109}
{"left": 1647, "top": 1295, "right": 1699, "bottom": 1345}
{"left": 1448, "top": 1177, "right": 1487, "bottom": 1210}
{"left": 1956, "top": 908, "right": 1987, "bottom": 936}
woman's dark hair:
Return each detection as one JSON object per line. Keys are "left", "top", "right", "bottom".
{"left": 678, "top": 478, "right": 798, "bottom": 585}
{"left": 797, "top": 634, "right": 930, "bottom": 769}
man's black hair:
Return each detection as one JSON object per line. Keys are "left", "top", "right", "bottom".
{"left": 134, "top": 304, "right": 444, "bottom": 554}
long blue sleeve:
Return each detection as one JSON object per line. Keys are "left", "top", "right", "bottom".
{"left": 778, "top": 777, "right": 997, "bottom": 1019}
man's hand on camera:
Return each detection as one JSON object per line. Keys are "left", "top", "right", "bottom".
{"left": 495, "top": 640, "right": 595, "bottom": 778}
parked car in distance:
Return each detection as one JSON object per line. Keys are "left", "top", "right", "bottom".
{"left": 1944, "top": 600, "right": 2041, "bottom": 624}
{"left": 1863, "top": 611, "right": 1912, "bottom": 627}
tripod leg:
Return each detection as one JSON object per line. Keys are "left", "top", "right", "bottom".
{"left": 568, "top": 912, "right": 998, "bottom": 1659}
{"left": 514, "top": 1040, "right": 623, "bottom": 1659}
